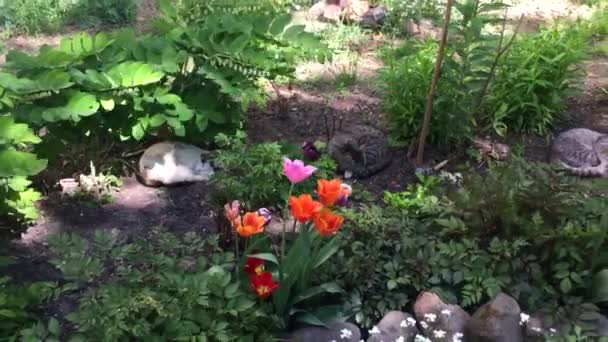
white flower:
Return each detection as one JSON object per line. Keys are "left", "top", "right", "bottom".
{"left": 441, "top": 309, "right": 452, "bottom": 316}
{"left": 549, "top": 328, "right": 557, "bottom": 334}
{"left": 420, "top": 321, "right": 429, "bottom": 329}
{"left": 519, "top": 312, "right": 530, "bottom": 325}
{"left": 433, "top": 329, "right": 446, "bottom": 338}
{"left": 401, "top": 317, "right": 417, "bottom": 327}
{"left": 395, "top": 337, "right": 405, "bottom": 342}
{"left": 531, "top": 326, "right": 542, "bottom": 332}
{"left": 340, "top": 329, "right": 353, "bottom": 339}
{"left": 424, "top": 313, "right": 437, "bottom": 322}
{"left": 452, "top": 332, "right": 464, "bottom": 342}
{"left": 400, "top": 320, "right": 408, "bottom": 328}
{"left": 414, "top": 335, "right": 432, "bottom": 342}
{"left": 370, "top": 326, "right": 381, "bottom": 334}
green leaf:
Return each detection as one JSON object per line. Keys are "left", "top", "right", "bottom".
{"left": 560, "top": 278, "right": 572, "bottom": 293}
{"left": 7, "top": 176, "right": 32, "bottom": 191}
{"left": 289, "top": 282, "right": 344, "bottom": 306}
{"left": 132, "top": 122, "right": 146, "bottom": 141}
{"left": 0, "top": 116, "right": 41, "bottom": 144}
{"left": 293, "top": 310, "right": 328, "bottom": 327}
{"left": 0, "top": 151, "right": 48, "bottom": 177}
{"left": 269, "top": 14, "right": 292, "bottom": 36}
{"left": 100, "top": 98, "right": 115, "bottom": 111}
{"left": 48, "top": 318, "right": 61, "bottom": 336}
{"left": 149, "top": 114, "right": 166, "bottom": 127}
{"left": 41, "top": 92, "right": 100, "bottom": 122}
{"left": 195, "top": 114, "right": 208, "bottom": 132}
{"left": 387, "top": 279, "right": 398, "bottom": 290}
{"left": 591, "top": 269, "right": 608, "bottom": 303}
{"left": 248, "top": 253, "right": 279, "bottom": 265}
{"left": 312, "top": 237, "right": 340, "bottom": 269}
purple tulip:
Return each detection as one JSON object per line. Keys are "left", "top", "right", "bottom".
{"left": 302, "top": 141, "right": 321, "bottom": 162}
{"left": 257, "top": 208, "right": 272, "bottom": 226}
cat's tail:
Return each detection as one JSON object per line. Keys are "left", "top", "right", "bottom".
{"left": 558, "top": 161, "right": 606, "bottom": 178}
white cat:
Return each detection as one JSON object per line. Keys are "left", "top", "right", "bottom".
{"left": 138, "top": 141, "right": 215, "bottom": 186}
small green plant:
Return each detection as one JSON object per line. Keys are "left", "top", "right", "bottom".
{"left": 0, "top": 0, "right": 67, "bottom": 35}
{"left": 380, "top": 0, "right": 443, "bottom": 34}
{"left": 488, "top": 24, "right": 589, "bottom": 135}
{"left": 46, "top": 228, "right": 278, "bottom": 341}
{"left": 66, "top": 0, "right": 138, "bottom": 28}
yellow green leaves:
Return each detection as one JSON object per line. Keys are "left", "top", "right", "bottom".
{"left": 41, "top": 92, "right": 100, "bottom": 122}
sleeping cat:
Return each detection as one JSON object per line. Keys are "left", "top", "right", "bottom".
{"left": 550, "top": 128, "right": 608, "bottom": 178}
{"left": 328, "top": 124, "right": 392, "bottom": 178}
{"left": 138, "top": 141, "right": 215, "bottom": 186}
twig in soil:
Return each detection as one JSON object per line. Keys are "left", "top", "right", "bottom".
{"left": 416, "top": 0, "right": 455, "bottom": 165}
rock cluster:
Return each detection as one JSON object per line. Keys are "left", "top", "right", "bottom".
{"left": 289, "top": 292, "right": 608, "bottom": 341}
{"left": 307, "top": 0, "right": 387, "bottom": 27}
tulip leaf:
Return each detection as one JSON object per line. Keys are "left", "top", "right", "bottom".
{"left": 292, "top": 310, "right": 327, "bottom": 328}
{"left": 288, "top": 282, "right": 344, "bottom": 307}
{"left": 248, "top": 253, "right": 279, "bottom": 265}
{"left": 312, "top": 237, "right": 340, "bottom": 269}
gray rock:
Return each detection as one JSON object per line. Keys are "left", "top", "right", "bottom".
{"left": 465, "top": 293, "right": 524, "bottom": 342}
{"left": 413, "top": 291, "right": 470, "bottom": 341}
{"left": 307, "top": 1, "right": 326, "bottom": 20}
{"left": 366, "top": 311, "right": 420, "bottom": 342}
{"left": 359, "top": 6, "right": 387, "bottom": 27}
{"left": 289, "top": 322, "right": 361, "bottom": 342}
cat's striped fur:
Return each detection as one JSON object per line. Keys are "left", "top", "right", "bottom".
{"left": 550, "top": 128, "right": 608, "bottom": 178}
{"left": 328, "top": 124, "right": 392, "bottom": 178}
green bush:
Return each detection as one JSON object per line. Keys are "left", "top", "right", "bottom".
{"left": 66, "top": 0, "right": 138, "bottom": 28}
{"left": 0, "top": 0, "right": 138, "bottom": 35}
{"left": 0, "top": 0, "right": 328, "bottom": 222}
{"left": 44, "top": 228, "right": 278, "bottom": 341}
{"left": 487, "top": 24, "right": 589, "bottom": 135}
{"left": 319, "top": 159, "right": 608, "bottom": 327}
{"left": 0, "top": 0, "right": 68, "bottom": 35}
{"left": 379, "top": 40, "right": 470, "bottom": 146}
{"left": 380, "top": 0, "right": 443, "bottom": 34}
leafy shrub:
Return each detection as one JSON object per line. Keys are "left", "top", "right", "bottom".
{"left": 319, "top": 159, "right": 608, "bottom": 327}
{"left": 45, "top": 228, "right": 278, "bottom": 341}
{"left": 379, "top": 0, "right": 509, "bottom": 146}
{"left": 0, "top": 0, "right": 67, "bottom": 35}
{"left": 212, "top": 131, "right": 336, "bottom": 210}
{"left": 487, "top": 24, "right": 589, "bottom": 135}
{"left": 0, "top": 0, "right": 328, "bottom": 221}
{"left": 0, "top": 0, "right": 138, "bottom": 35}
{"left": 380, "top": 0, "right": 443, "bottom": 34}
{"left": 379, "top": 40, "right": 469, "bottom": 146}
{"left": 66, "top": 0, "right": 138, "bottom": 28}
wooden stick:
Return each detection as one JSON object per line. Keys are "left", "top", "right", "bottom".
{"left": 415, "top": 0, "right": 455, "bottom": 165}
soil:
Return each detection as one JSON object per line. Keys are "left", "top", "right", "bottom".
{"left": 0, "top": 0, "right": 606, "bottom": 334}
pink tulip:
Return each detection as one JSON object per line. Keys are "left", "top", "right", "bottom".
{"left": 224, "top": 200, "right": 240, "bottom": 222}
{"left": 283, "top": 157, "right": 317, "bottom": 184}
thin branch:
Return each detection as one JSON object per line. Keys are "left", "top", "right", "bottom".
{"left": 415, "top": 0, "right": 455, "bottom": 165}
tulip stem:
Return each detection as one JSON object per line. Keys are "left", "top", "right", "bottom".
{"left": 282, "top": 184, "right": 295, "bottom": 262}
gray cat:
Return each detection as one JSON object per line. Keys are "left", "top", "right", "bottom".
{"left": 550, "top": 128, "right": 608, "bottom": 178}
{"left": 328, "top": 124, "right": 392, "bottom": 178}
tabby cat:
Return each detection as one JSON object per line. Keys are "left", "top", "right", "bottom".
{"left": 550, "top": 128, "right": 608, "bottom": 177}
{"left": 138, "top": 141, "right": 215, "bottom": 186}
{"left": 328, "top": 124, "right": 392, "bottom": 178}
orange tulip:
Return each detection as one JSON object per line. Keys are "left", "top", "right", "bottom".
{"left": 317, "top": 179, "right": 343, "bottom": 207}
{"left": 313, "top": 208, "right": 344, "bottom": 236}
{"left": 234, "top": 212, "right": 266, "bottom": 237}
{"left": 289, "top": 194, "right": 323, "bottom": 223}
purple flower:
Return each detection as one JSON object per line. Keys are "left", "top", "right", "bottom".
{"left": 302, "top": 141, "right": 321, "bottom": 162}
{"left": 335, "top": 183, "right": 352, "bottom": 206}
{"left": 257, "top": 208, "right": 272, "bottom": 226}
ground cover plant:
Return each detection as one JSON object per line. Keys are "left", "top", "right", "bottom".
{"left": 320, "top": 158, "right": 608, "bottom": 328}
